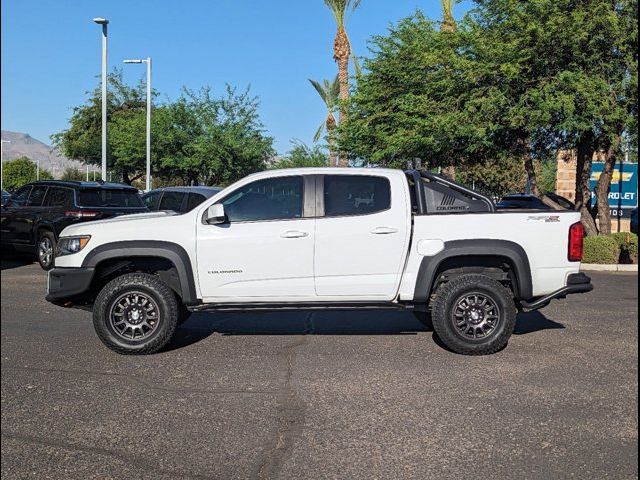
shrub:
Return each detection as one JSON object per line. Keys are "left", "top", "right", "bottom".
{"left": 582, "top": 236, "right": 620, "bottom": 264}
{"left": 609, "top": 232, "right": 638, "bottom": 264}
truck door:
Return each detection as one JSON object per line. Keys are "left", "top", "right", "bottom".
{"left": 196, "top": 175, "right": 316, "bottom": 301}
{"left": 314, "top": 173, "right": 410, "bottom": 299}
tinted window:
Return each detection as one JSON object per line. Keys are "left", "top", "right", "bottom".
{"left": 45, "top": 187, "right": 74, "bottom": 207}
{"left": 78, "top": 189, "right": 143, "bottom": 207}
{"left": 9, "top": 186, "right": 31, "bottom": 206}
{"left": 222, "top": 176, "right": 303, "bottom": 222}
{"left": 26, "top": 186, "right": 48, "bottom": 207}
{"left": 143, "top": 191, "right": 162, "bottom": 210}
{"left": 158, "top": 191, "right": 186, "bottom": 212}
{"left": 324, "top": 175, "right": 390, "bottom": 217}
{"left": 186, "top": 193, "right": 206, "bottom": 212}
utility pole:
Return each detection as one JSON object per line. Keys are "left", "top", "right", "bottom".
{"left": 123, "top": 57, "right": 152, "bottom": 191}
{"left": 93, "top": 17, "right": 109, "bottom": 180}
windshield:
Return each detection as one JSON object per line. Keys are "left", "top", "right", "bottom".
{"left": 78, "top": 189, "right": 144, "bottom": 208}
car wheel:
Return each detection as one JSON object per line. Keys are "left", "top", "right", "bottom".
{"left": 93, "top": 273, "right": 179, "bottom": 355}
{"left": 37, "top": 231, "right": 56, "bottom": 270}
{"left": 431, "top": 274, "right": 516, "bottom": 355}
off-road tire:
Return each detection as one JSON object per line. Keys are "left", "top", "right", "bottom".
{"left": 36, "top": 230, "right": 56, "bottom": 270}
{"left": 93, "top": 273, "right": 178, "bottom": 355}
{"left": 431, "top": 274, "right": 516, "bottom": 355}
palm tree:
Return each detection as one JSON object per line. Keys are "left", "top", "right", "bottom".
{"left": 441, "top": 0, "right": 457, "bottom": 180}
{"left": 309, "top": 76, "right": 340, "bottom": 166}
{"left": 440, "top": 0, "right": 456, "bottom": 32}
{"left": 323, "top": 0, "right": 362, "bottom": 166}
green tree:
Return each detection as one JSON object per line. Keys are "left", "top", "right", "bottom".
{"left": 53, "top": 71, "right": 274, "bottom": 187}
{"left": 3, "top": 157, "right": 53, "bottom": 191}
{"left": 270, "top": 141, "right": 328, "bottom": 169}
{"left": 155, "top": 86, "right": 274, "bottom": 186}
{"left": 340, "top": 2, "right": 637, "bottom": 235}
{"left": 52, "top": 69, "right": 152, "bottom": 184}
{"left": 466, "top": 0, "right": 637, "bottom": 233}
{"left": 323, "top": 0, "right": 362, "bottom": 166}
{"left": 457, "top": 155, "right": 527, "bottom": 198}
{"left": 338, "top": 13, "right": 483, "bottom": 170}
{"left": 309, "top": 75, "right": 340, "bottom": 165}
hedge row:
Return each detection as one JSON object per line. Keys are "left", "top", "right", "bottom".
{"left": 583, "top": 233, "right": 638, "bottom": 264}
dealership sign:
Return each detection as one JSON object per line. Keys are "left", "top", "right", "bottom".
{"left": 590, "top": 162, "right": 638, "bottom": 217}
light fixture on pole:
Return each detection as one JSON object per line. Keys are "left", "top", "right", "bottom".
{"left": 93, "top": 17, "right": 109, "bottom": 181}
{"left": 1, "top": 140, "right": 10, "bottom": 191}
{"left": 123, "top": 57, "right": 152, "bottom": 191}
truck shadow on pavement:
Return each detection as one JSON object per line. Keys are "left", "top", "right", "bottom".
{"left": 0, "top": 253, "right": 35, "bottom": 270}
{"left": 165, "top": 309, "right": 564, "bottom": 352}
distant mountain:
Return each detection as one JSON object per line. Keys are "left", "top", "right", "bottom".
{"left": 1, "top": 130, "right": 98, "bottom": 178}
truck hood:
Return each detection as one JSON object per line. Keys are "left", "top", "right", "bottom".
{"left": 60, "top": 211, "right": 178, "bottom": 237}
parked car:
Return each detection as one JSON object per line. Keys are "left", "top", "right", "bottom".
{"left": 47, "top": 169, "right": 592, "bottom": 356}
{"left": 631, "top": 208, "right": 638, "bottom": 234}
{"left": 496, "top": 192, "right": 575, "bottom": 210}
{"left": 142, "top": 186, "right": 223, "bottom": 213}
{"left": 1, "top": 180, "right": 148, "bottom": 270}
{"left": 1, "top": 190, "right": 11, "bottom": 206}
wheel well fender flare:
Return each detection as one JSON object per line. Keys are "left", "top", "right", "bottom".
{"left": 81, "top": 241, "right": 198, "bottom": 305}
{"left": 413, "top": 239, "right": 533, "bottom": 303}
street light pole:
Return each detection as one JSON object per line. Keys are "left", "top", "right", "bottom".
{"left": 124, "top": 57, "right": 152, "bottom": 191}
{"left": 93, "top": 17, "right": 109, "bottom": 181}
{"left": 1, "top": 140, "right": 10, "bottom": 190}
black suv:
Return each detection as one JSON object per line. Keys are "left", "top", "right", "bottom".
{"left": 142, "top": 186, "right": 222, "bottom": 213}
{"left": 1, "top": 181, "right": 148, "bottom": 269}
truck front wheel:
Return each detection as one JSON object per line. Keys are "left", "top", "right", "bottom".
{"left": 431, "top": 274, "right": 516, "bottom": 355}
{"left": 93, "top": 273, "right": 179, "bottom": 355}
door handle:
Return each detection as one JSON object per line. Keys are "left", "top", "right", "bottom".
{"left": 280, "top": 230, "right": 309, "bottom": 238}
{"left": 371, "top": 227, "right": 398, "bottom": 235}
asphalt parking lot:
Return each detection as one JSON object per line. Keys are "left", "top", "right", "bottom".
{"left": 1, "top": 256, "right": 638, "bottom": 480}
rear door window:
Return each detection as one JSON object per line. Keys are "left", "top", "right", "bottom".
{"left": 186, "top": 193, "right": 207, "bottom": 212}
{"left": 142, "top": 191, "right": 162, "bottom": 210}
{"left": 158, "top": 191, "right": 186, "bottom": 211}
{"left": 26, "top": 186, "right": 48, "bottom": 207}
{"left": 45, "top": 187, "right": 74, "bottom": 208}
{"left": 78, "top": 189, "right": 143, "bottom": 207}
{"left": 323, "top": 175, "right": 390, "bottom": 217}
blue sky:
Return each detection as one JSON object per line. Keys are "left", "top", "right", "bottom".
{"left": 1, "top": 0, "right": 471, "bottom": 154}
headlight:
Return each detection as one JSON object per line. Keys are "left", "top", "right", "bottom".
{"left": 57, "top": 236, "right": 91, "bottom": 256}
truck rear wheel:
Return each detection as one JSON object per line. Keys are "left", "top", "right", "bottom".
{"left": 431, "top": 274, "right": 516, "bottom": 355}
{"left": 93, "top": 273, "right": 179, "bottom": 355}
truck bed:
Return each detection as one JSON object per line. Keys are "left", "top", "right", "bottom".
{"left": 398, "top": 210, "right": 581, "bottom": 300}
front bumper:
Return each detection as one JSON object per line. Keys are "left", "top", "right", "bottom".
{"left": 46, "top": 267, "right": 95, "bottom": 304}
{"left": 519, "top": 272, "right": 593, "bottom": 311}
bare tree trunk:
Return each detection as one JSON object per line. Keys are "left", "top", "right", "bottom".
{"left": 334, "top": 27, "right": 350, "bottom": 168}
{"left": 574, "top": 133, "right": 599, "bottom": 235}
{"left": 595, "top": 134, "right": 621, "bottom": 235}
{"left": 326, "top": 113, "right": 337, "bottom": 167}
{"left": 521, "top": 140, "right": 564, "bottom": 210}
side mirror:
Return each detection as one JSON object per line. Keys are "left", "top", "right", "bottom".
{"left": 204, "top": 203, "right": 226, "bottom": 225}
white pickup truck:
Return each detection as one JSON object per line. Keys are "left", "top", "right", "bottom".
{"left": 46, "top": 168, "right": 592, "bottom": 355}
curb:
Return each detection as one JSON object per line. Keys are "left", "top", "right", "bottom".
{"left": 581, "top": 264, "right": 638, "bottom": 272}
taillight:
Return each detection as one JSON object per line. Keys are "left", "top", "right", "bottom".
{"left": 64, "top": 210, "right": 100, "bottom": 218}
{"left": 568, "top": 222, "right": 584, "bottom": 262}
